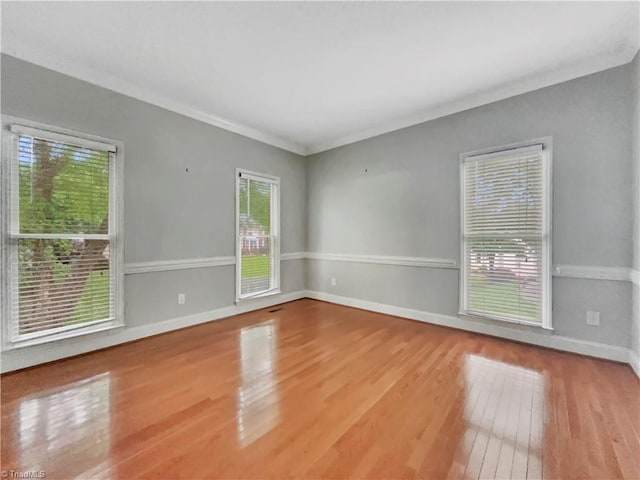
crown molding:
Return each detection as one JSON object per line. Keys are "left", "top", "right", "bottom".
{"left": 306, "top": 47, "right": 638, "bottom": 155}
{"left": 5, "top": 42, "right": 637, "bottom": 157}
{"left": 1, "top": 44, "right": 307, "bottom": 156}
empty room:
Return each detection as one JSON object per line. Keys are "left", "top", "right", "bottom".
{"left": 1, "top": 1, "right": 639, "bottom": 479}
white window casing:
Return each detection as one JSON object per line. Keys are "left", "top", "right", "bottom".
{"left": 460, "top": 139, "right": 552, "bottom": 329}
{"left": 1, "top": 117, "right": 124, "bottom": 348}
{"left": 235, "top": 168, "right": 281, "bottom": 302}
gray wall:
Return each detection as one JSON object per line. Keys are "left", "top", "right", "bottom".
{"left": 1, "top": 54, "right": 307, "bottom": 331}
{"left": 632, "top": 51, "right": 640, "bottom": 360}
{"left": 307, "top": 62, "right": 635, "bottom": 348}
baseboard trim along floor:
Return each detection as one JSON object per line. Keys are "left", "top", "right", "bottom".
{"left": 0, "top": 290, "right": 306, "bottom": 373}
{"left": 303, "top": 290, "right": 636, "bottom": 372}
{"left": 2, "top": 289, "right": 637, "bottom": 375}
{"left": 630, "top": 349, "right": 640, "bottom": 378}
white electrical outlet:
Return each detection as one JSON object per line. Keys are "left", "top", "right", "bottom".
{"left": 178, "top": 293, "right": 186, "bottom": 305}
{"left": 586, "top": 310, "right": 600, "bottom": 326}
{"left": 330, "top": 277, "right": 337, "bottom": 287}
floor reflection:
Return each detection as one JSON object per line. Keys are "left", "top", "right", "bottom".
{"left": 17, "top": 372, "right": 112, "bottom": 478}
{"left": 455, "top": 354, "right": 544, "bottom": 479}
{"left": 237, "top": 320, "right": 281, "bottom": 448}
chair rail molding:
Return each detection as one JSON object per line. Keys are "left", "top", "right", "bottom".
{"left": 125, "top": 253, "right": 307, "bottom": 274}
{"left": 552, "top": 264, "right": 632, "bottom": 282}
{"left": 281, "top": 252, "right": 307, "bottom": 261}
{"left": 307, "top": 253, "right": 633, "bottom": 281}
{"left": 305, "top": 252, "right": 458, "bottom": 269}
{"left": 124, "top": 253, "right": 634, "bottom": 282}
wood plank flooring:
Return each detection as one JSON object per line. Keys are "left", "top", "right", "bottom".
{"left": 1, "top": 299, "right": 638, "bottom": 479}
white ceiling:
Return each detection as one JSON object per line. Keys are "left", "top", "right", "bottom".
{"left": 2, "top": 2, "right": 638, "bottom": 155}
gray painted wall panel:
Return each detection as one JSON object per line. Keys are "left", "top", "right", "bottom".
{"left": 125, "top": 259, "right": 305, "bottom": 327}
{"left": 307, "top": 260, "right": 459, "bottom": 316}
{"left": 125, "top": 267, "right": 235, "bottom": 327}
{"left": 281, "top": 259, "right": 307, "bottom": 294}
{"left": 552, "top": 279, "right": 631, "bottom": 347}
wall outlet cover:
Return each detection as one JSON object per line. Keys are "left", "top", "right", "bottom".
{"left": 586, "top": 310, "right": 600, "bottom": 326}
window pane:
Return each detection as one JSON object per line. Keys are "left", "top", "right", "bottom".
{"left": 18, "top": 135, "right": 110, "bottom": 235}
{"left": 464, "top": 153, "right": 542, "bottom": 235}
{"left": 466, "top": 238, "right": 542, "bottom": 322}
{"left": 240, "top": 237, "right": 272, "bottom": 296}
{"left": 238, "top": 176, "right": 274, "bottom": 297}
{"left": 15, "top": 238, "right": 112, "bottom": 336}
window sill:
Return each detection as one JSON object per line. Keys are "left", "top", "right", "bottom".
{"left": 3, "top": 321, "right": 125, "bottom": 351}
{"left": 459, "top": 312, "right": 553, "bottom": 331}
{"left": 235, "top": 288, "right": 282, "bottom": 304}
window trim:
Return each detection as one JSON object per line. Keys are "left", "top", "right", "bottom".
{"left": 459, "top": 137, "right": 553, "bottom": 330}
{"left": 0, "top": 116, "right": 125, "bottom": 349}
{"left": 235, "top": 168, "right": 281, "bottom": 303}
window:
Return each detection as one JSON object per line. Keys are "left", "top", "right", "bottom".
{"left": 235, "top": 169, "right": 280, "bottom": 301}
{"left": 1, "top": 120, "right": 123, "bottom": 345}
{"left": 460, "top": 141, "right": 552, "bottom": 328}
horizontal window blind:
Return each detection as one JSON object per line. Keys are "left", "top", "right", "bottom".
{"left": 8, "top": 131, "right": 116, "bottom": 341}
{"left": 237, "top": 171, "right": 279, "bottom": 299}
{"left": 462, "top": 145, "right": 550, "bottom": 326}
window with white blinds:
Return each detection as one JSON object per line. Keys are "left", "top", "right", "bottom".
{"left": 236, "top": 169, "right": 280, "bottom": 301}
{"left": 461, "top": 142, "right": 551, "bottom": 328}
{"left": 2, "top": 122, "right": 123, "bottom": 344}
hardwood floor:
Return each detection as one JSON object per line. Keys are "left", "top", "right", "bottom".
{"left": 1, "top": 299, "right": 638, "bottom": 479}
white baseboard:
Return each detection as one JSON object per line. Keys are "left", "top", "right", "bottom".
{"left": 3, "top": 289, "right": 637, "bottom": 375}
{"left": 0, "top": 290, "right": 306, "bottom": 373}
{"left": 304, "top": 290, "right": 632, "bottom": 364}
{"left": 629, "top": 349, "right": 640, "bottom": 378}
{"left": 124, "top": 253, "right": 636, "bottom": 282}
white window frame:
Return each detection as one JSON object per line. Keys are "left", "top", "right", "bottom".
{"left": 0, "top": 116, "right": 125, "bottom": 348}
{"left": 235, "top": 168, "right": 281, "bottom": 303}
{"left": 459, "top": 137, "right": 553, "bottom": 330}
